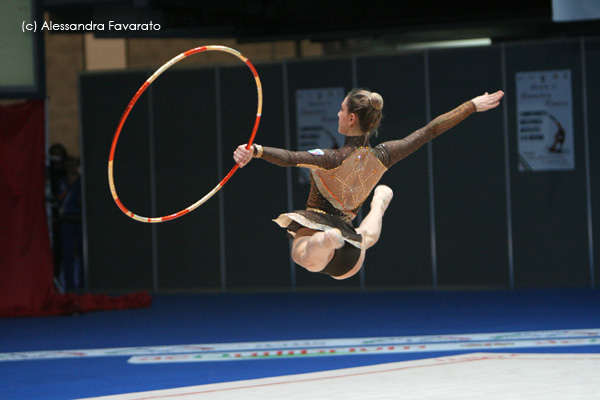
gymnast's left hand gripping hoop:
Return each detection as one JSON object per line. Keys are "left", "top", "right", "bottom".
{"left": 108, "top": 46, "right": 262, "bottom": 223}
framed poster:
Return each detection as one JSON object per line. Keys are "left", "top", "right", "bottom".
{"left": 516, "top": 70, "right": 574, "bottom": 171}
{"left": 295, "top": 87, "right": 345, "bottom": 183}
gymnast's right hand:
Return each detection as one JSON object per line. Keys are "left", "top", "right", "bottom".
{"left": 234, "top": 144, "right": 253, "bottom": 168}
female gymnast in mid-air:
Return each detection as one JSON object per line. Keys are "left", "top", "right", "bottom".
{"left": 234, "top": 89, "right": 504, "bottom": 280}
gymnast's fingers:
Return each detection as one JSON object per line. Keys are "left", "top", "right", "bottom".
{"left": 234, "top": 144, "right": 252, "bottom": 167}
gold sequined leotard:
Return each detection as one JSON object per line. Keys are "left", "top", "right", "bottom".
{"left": 254, "top": 100, "right": 476, "bottom": 275}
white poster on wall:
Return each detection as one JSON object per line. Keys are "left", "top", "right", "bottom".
{"left": 295, "top": 87, "right": 345, "bottom": 183}
{"left": 552, "top": 0, "right": 600, "bottom": 22}
{"left": 515, "top": 70, "right": 574, "bottom": 172}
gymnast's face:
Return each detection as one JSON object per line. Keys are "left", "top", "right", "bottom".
{"left": 337, "top": 97, "right": 355, "bottom": 135}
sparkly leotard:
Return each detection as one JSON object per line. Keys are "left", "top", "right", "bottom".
{"left": 254, "top": 100, "right": 476, "bottom": 276}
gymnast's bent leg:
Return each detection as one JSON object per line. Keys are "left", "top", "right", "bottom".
{"left": 331, "top": 185, "right": 394, "bottom": 280}
{"left": 356, "top": 185, "right": 394, "bottom": 250}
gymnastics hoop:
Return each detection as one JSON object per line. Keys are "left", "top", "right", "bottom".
{"left": 108, "top": 46, "right": 262, "bottom": 223}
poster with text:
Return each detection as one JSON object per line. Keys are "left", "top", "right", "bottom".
{"left": 295, "top": 87, "right": 345, "bottom": 183}
{"left": 516, "top": 70, "right": 574, "bottom": 171}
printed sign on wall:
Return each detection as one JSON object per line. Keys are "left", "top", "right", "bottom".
{"left": 515, "top": 70, "right": 574, "bottom": 171}
{"left": 295, "top": 87, "right": 345, "bottom": 183}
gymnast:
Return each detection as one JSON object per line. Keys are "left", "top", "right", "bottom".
{"left": 234, "top": 88, "right": 504, "bottom": 280}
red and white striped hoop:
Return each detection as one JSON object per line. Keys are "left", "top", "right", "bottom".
{"left": 108, "top": 46, "right": 262, "bottom": 223}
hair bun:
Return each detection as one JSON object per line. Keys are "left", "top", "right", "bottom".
{"left": 369, "top": 92, "right": 383, "bottom": 111}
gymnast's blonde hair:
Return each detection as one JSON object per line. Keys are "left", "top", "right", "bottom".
{"left": 346, "top": 88, "right": 384, "bottom": 137}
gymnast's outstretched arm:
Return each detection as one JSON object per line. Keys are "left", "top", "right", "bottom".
{"left": 234, "top": 91, "right": 504, "bottom": 169}
{"left": 233, "top": 144, "right": 339, "bottom": 170}
{"left": 374, "top": 90, "right": 504, "bottom": 168}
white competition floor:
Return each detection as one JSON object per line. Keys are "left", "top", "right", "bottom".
{"left": 81, "top": 353, "right": 600, "bottom": 400}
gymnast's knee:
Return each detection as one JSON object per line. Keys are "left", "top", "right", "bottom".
{"left": 291, "top": 245, "right": 327, "bottom": 272}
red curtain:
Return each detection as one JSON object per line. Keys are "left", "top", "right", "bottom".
{"left": 0, "top": 100, "right": 150, "bottom": 317}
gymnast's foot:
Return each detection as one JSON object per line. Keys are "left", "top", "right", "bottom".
{"left": 372, "top": 185, "right": 394, "bottom": 212}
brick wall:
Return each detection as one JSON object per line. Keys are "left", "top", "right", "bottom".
{"left": 45, "top": 32, "right": 84, "bottom": 157}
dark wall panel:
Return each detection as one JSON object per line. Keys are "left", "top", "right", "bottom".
{"left": 220, "top": 63, "right": 292, "bottom": 289}
{"left": 80, "top": 37, "right": 597, "bottom": 293}
{"left": 152, "top": 68, "right": 221, "bottom": 290}
{"left": 81, "top": 72, "right": 154, "bottom": 290}
{"left": 585, "top": 38, "right": 600, "bottom": 288}
{"left": 355, "top": 53, "right": 432, "bottom": 288}
{"left": 505, "top": 40, "right": 589, "bottom": 287}
{"left": 285, "top": 58, "right": 357, "bottom": 289}
{"left": 429, "top": 46, "right": 509, "bottom": 288}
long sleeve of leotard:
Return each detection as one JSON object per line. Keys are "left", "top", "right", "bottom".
{"left": 252, "top": 100, "right": 475, "bottom": 170}
{"left": 375, "top": 100, "right": 476, "bottom": 168}
{"left": 252, "top": 146, "right": 341, "bottom": 170}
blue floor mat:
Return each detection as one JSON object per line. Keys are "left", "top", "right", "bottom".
{"left": 1, "top": 289, "right": 599, "bottom": 400}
